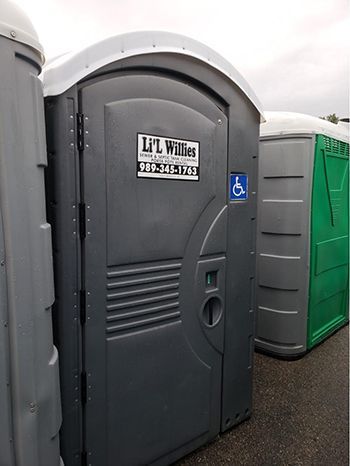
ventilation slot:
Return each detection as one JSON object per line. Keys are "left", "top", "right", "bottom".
{"left": 324, "top": 136, "right": 349, "bottom": 158}
{"left": 106, "top": 260, "right": 181, "bottom": 335}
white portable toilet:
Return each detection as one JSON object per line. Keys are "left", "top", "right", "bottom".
{"left": 0, "top": 1, "right": 62, "bottom": 465}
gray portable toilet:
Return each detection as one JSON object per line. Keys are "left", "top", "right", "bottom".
{"left": 0, "top": 1, "right": 62, "bottom": 465}
{"left": 43, "top": 32, "right": 263, "bottom": 466}
{"left": 256, "top": 111, "right": 349, "bottom": 358}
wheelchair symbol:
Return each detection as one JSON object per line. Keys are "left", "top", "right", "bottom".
{"left": 232, "top": 176, "right": 246, "bottom": 197}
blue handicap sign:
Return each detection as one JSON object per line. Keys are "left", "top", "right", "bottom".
{"left": 230, "top": 174, "right": 248, "bottom": 201}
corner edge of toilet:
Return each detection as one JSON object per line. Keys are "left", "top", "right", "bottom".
{"left": 0, "top": 1, "right": 62, "bottom": 466}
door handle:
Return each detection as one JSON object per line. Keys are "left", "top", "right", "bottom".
{"left": 202, "top": 296, "right": 223, "bottom": 328}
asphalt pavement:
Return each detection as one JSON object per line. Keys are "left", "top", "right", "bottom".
{"left": 177, "top": 326, "right": 349, "bottom": 466}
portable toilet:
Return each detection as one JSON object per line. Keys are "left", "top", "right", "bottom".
{"left": 43, "top": 32, "right": 263, "bottom": 465}
{"left": 256, "top": 111, "right": 349, "bottom": 358}
{"left": 0, "top": 1, "right": 62, "bottom": 465}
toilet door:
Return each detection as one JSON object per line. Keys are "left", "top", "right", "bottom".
{"left": 80, "top": 73, "right": 228, "bottom": 465}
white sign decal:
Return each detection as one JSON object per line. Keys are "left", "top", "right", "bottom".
{"left": 137, "top": 133, "right": 200, "bottom": 181}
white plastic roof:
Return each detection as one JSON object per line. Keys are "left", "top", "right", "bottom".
{"left": 42, "top": 31, "right": 264, "bottom": 119}
{"left": 338, "top": 120, "right": 350, "bottom": 129}
{"left": 261, "top": 111, "right": 349, "bottom": 143}
{"left": 0, "top": 0, "right": 44, "bottom": 64}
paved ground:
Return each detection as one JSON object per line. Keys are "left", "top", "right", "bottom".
{"left": 177, "top": 326, "right": 349, "bottom": 466}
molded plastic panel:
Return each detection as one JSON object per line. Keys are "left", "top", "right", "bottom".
{"left": 82, "top": 74, "right": 226, "bottom": 465}
{"left": 260, "top": 201, "right": 303, "bottom": 235}
{"left": 0, "top": 211, "right": 14, "bottom": 466}
{"left": 0, "top": 36, "right": 61, "bottom": 466}
{"left": 307, "top": 135, "right": 349, "bottom": 348}
{"left": 260, "top": 139, "right": 307, "bottom": 178}
{"left": 256, "top": 137, "right": 314, "bottom": 356}
{"left": 258, "top": 254, "right": 301, "bottom": 290}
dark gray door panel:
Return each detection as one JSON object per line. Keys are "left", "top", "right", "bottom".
{"left": 104, "top": 98, "right": 217, "bottom": 265}
{"left": 81, "top": 74, "right": 227, "bottom": 465}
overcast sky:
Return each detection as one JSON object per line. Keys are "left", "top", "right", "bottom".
{"left": 17, "top": 0, "right": 349, "bottom": 117}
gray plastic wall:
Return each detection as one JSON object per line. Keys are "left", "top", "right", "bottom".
{"left": 0, "top": 35, "right": 62, "bottom": 466}
{"left": 255, "top": 135, "right": 314, "bottom": 357}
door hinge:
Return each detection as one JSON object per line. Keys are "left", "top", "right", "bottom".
{"left": 77, "top": 113, "right": 85, "bottom": 151}
{"left": 81, "top": 450, "right": 88, "bottom": 466}
{"left": 81, "top": 371, "right": 87, "bottom": 405}
{"left": 80, "top": 289, "right": 86, "bottom": 325}
{"left": 79, "top": 202, "right": 86, "bottom": 239}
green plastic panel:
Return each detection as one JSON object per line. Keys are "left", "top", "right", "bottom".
{"left": 308, "top": 134, "right": 349, "bottom": 348}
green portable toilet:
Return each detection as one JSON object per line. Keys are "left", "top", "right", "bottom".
{"left": 256, "top": 111, "right": 349, "bottom": 358}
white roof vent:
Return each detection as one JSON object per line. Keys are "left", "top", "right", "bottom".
{"left": 0, "top": 0, "right": 44, "bottom": 63}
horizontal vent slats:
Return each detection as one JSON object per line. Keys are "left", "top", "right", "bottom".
{"left": 324, "top": 136, "right": 349, "bottom": 158}
{"left": 106, "top": 301, "right": 180, "bottom": 323}
{"left": 107, "top": 282, "right": 179, "bottom": 300}
{"left": 107, "top": 262, "right": 182, "bottom": 278}
{"left": 106, "top": 292, "right": 180, "bottom": 312}
{"left": 107, "top": 272, "right": 180, "bottom": 289}
{"left": 106, "top": 311, "right": 181, "bottom": 334}
{"left": 106, "top": 260, "right": 181, "bottom": 335}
